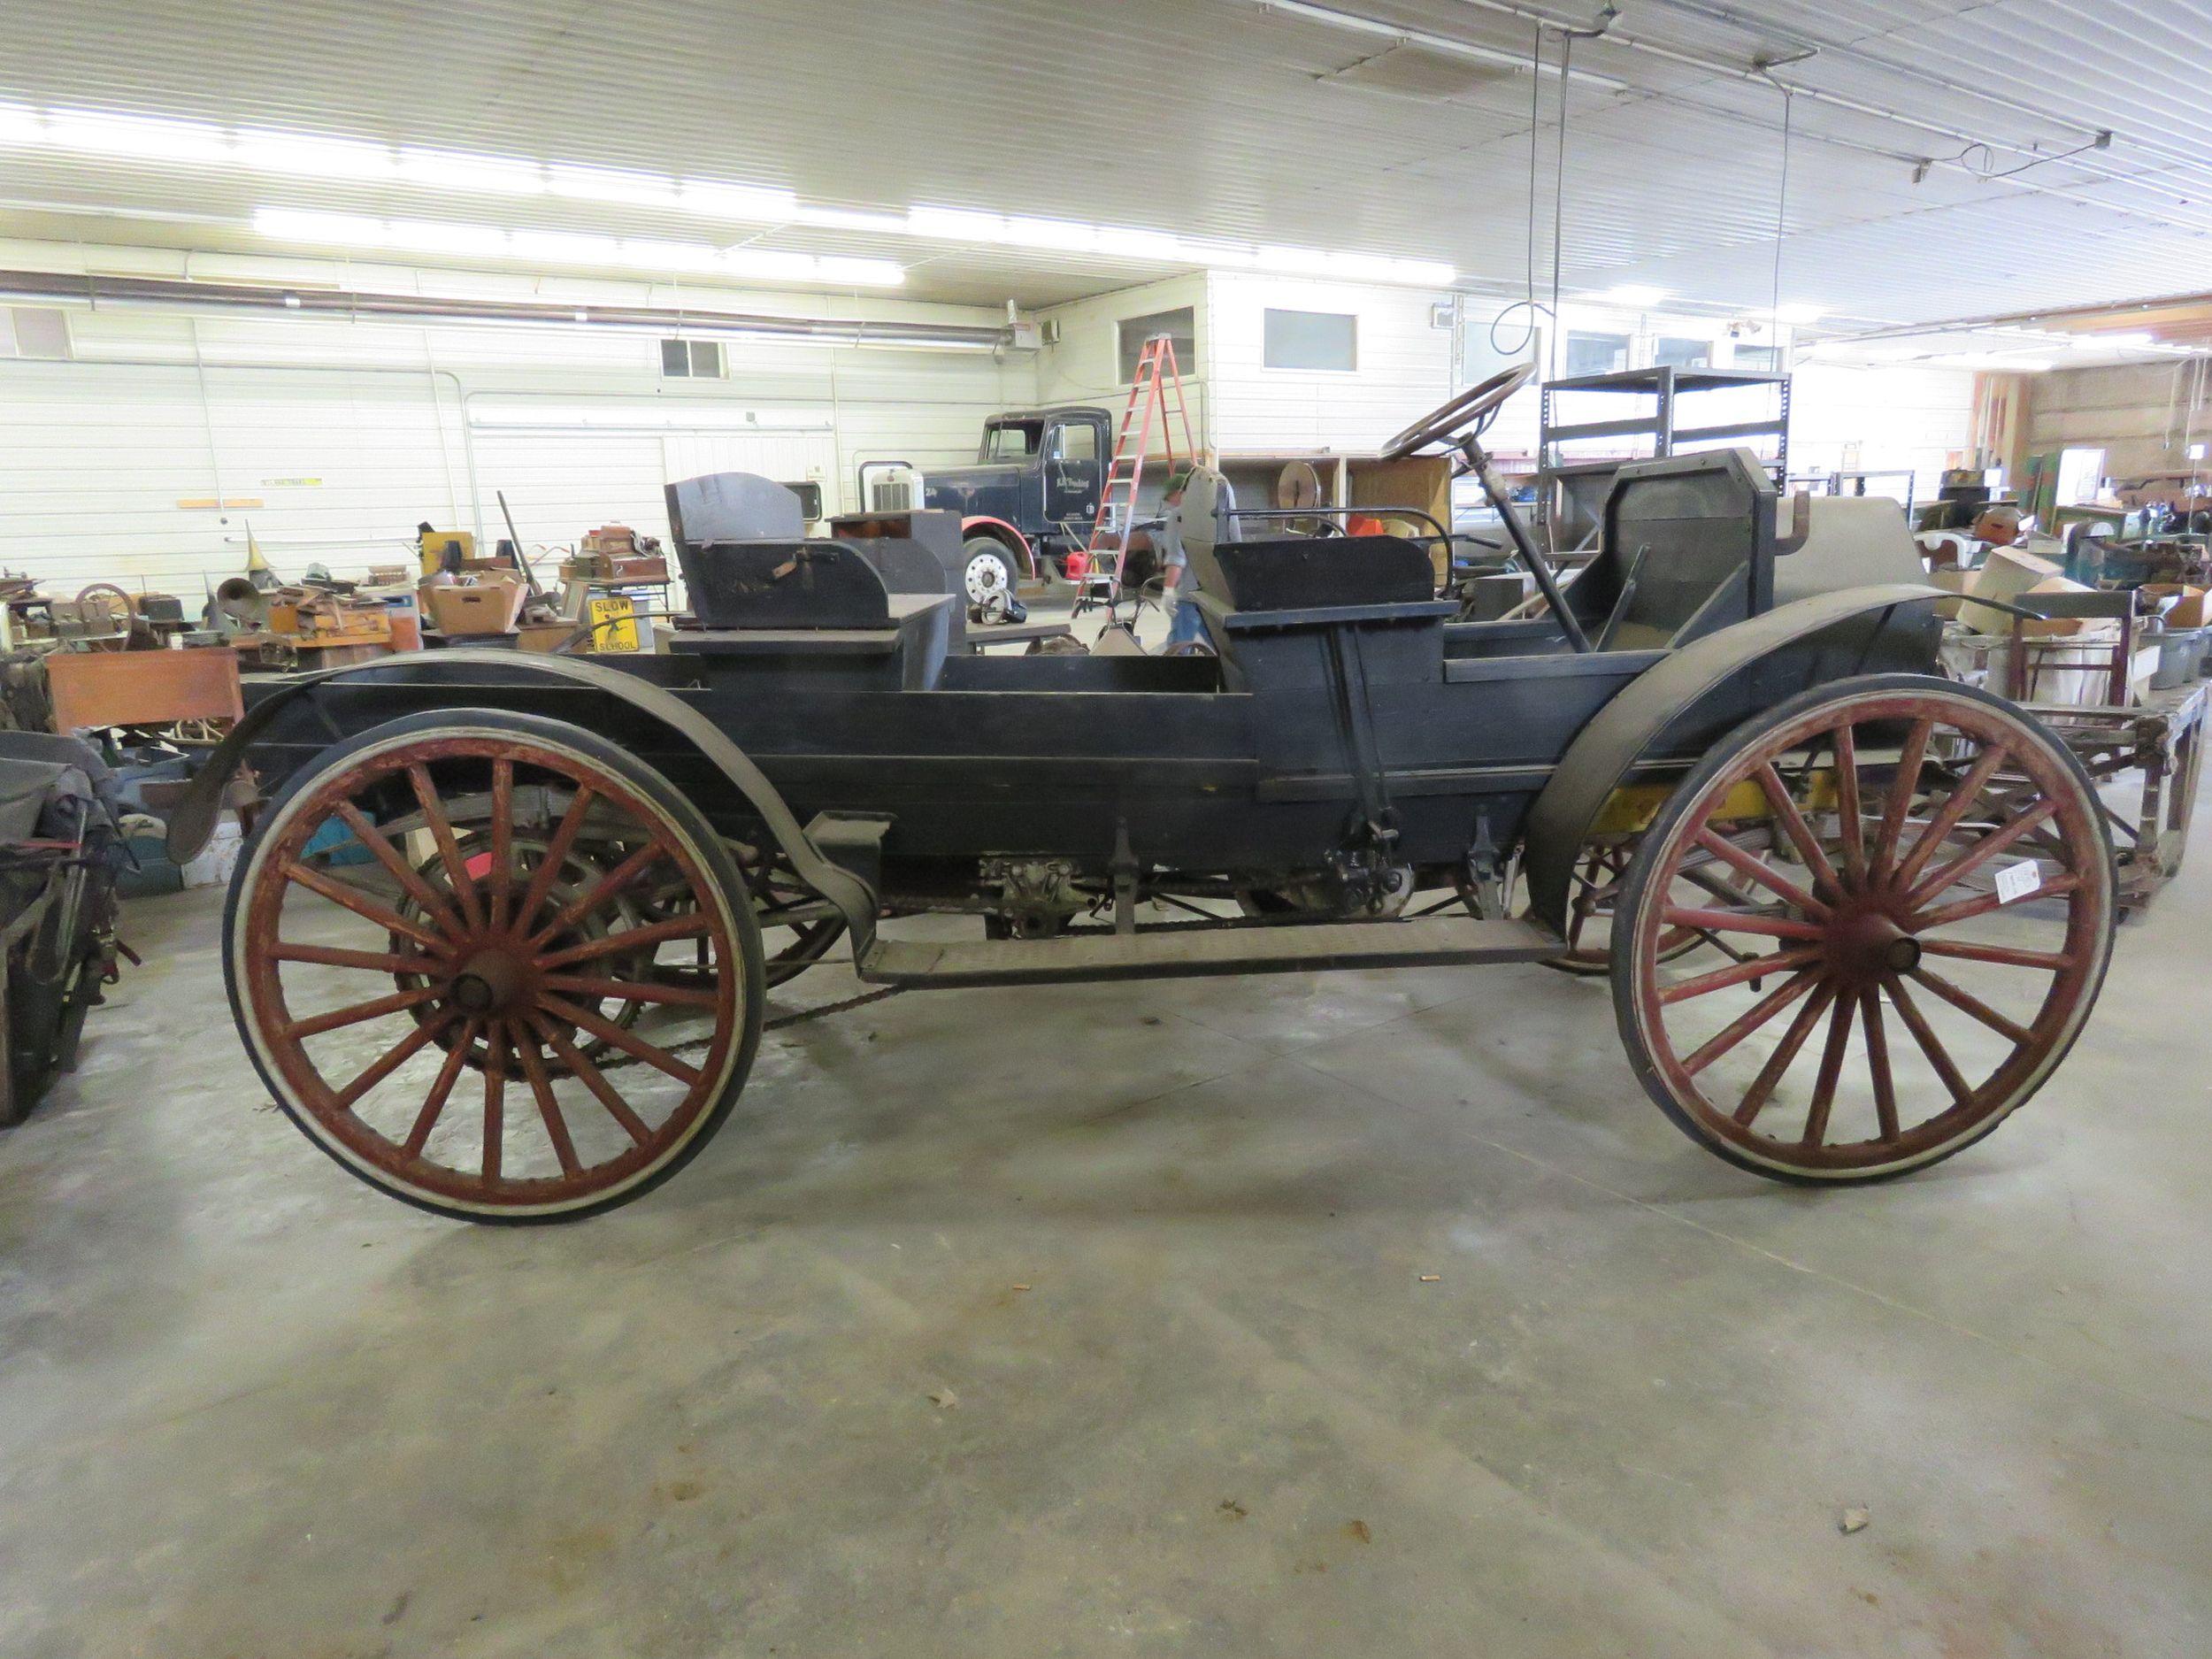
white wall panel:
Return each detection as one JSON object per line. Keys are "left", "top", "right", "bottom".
{"left": 1204, "top": 274, "right": 1453, "bottom": 455}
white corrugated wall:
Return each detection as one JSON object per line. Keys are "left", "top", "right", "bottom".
{"left": 0, "top": 254, "right": 1034, "bottom": 597}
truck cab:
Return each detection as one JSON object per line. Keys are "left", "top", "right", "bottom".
{"left": 871, "top": 406, "right": 1113, "bottom": 603}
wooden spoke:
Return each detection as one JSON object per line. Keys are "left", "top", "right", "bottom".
{"left": 481, "top": 1020, "right": 507, "bottom": 1184}
{"left": 1660, "top": 906, "right": 1824, "bottom": 941}
{"left": 1906, "top": 799, "right": 2060, "bottom": 910}
{"left": 538, "top": 993, "right": 703, "bottom": 1086}
{"left": 1891, "top": 741, "right": 2011, "bottom": 893}
{"left": 527, "top": 839, "right": 667, "bottom": 949}
{"left": 270, "top": 941, "right": 439, "bottom": 974}
{"left": 488, "top": 757, "right": 513, "bottom": 933}
{"left": 1882, "top": 974, "right": 1970, "bottom": 1104}
{"left": 512, "top": 1027, "right": 582, "bottom": 1177}
{"left": 1659, "top": 945, "right": 1825, "bottom": 1005}
{"left": 1801, "top": 994, "right": 1856, "bottom": 1146}
{"left": 283, "top": 860, "right": 449, "bottom": 951}
{"left": 1752, "top": 763, "right": 1842, "bottom": 896}
{"left": 409, "top": 764, "right": 484, "bottom": 933}
{"left": 541, "top": 973, "right": 721, "bottom": 1009}
{"left": 403, "top": 1017, "right": 482, "bottom": 1156}
{"left": 1869, "top": 717, "right": 1934, "bottom": 879}
{"left": 1733, "top": 980, "right": 1839, "bottom": 1126}
{"left": 1681, "top": 968, "right": 1819, "bottom": 1077}
{"left": 334, "top": 1010, "right": 457, "bottom": 1112}
{"left": 332, "top": 801, "right": 466, "bottom": 941}
{"left": 531, "top": 1015, "right": 653, "bottom": 1145}
{"left": 535, "top": 915, "right": 712, "bottom": 970}
{"left": 1908, "top": 966, "right": 2032, "bottom": 1047}
{"left": 283, "top": 983, "right": 444, "bottom": 1041}
{"left": 1860, "top": 989, "right": 1900, "bottom": 1142}
{"left": 1909, "top": 872, "right": 2079, "bottom": 934}
{"left": 1831, "top": 724, "right": 1866, "bottom": 888}
{"left": 1918, "top": 938, "right": 2075, "bottom": 972}
{"left": 511, "top": 785, "right": 598, "bottom": 939}
{"left": 1694, "top": 828, "right": 1832, "bottom": 920}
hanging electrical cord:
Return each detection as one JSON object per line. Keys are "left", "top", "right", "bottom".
{"left": 1543, "top": 10, "right": 1618, "bottom": 382}
{"left": 1489, "top": 21, "right": 1550, "bottom": 357}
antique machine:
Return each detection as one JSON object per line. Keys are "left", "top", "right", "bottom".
{"left": 172, "top": 367, "right": 2118, "bottom": 1223}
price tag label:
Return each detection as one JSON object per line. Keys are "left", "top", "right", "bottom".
{"left": 1994, "top": 860, "right": 2043, "bottom": 904}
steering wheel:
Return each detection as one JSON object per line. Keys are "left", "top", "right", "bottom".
{"left": 1381, "top": 362, "right": 1536, "bottom": 461}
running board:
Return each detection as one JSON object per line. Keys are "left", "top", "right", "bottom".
{"left": 856, "top": 915, "right": 1564, "bottom": 989}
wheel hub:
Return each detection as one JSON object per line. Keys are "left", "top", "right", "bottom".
{"left": 1824, "top": 902, "right": 1922, "bottom": 982}
{"left": 449, "top": 947, "right": 529, "bottom": 1014}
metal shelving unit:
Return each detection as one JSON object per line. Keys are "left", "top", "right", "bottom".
{"left": 1539, "top": 365, "right": 1791, "bottom": 549}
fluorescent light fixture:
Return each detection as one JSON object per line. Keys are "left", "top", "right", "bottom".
{"left": 1096, "top": 227, "right": 1184, "bottom": 260}
{"left": 236, "top": 130, "right": 396, "bottom": 179}
{"left": 1256, "top": 244, "right": 1338, "bottom": 276}
{"left": 2081, "top": 329, "right": 2157, "bottom": 349}
{"left": 1594, "top": 284, "right": 1668, "bottom": 308}
{"left": 814, "top": 256, "right": 905, "bottom": 288}
{"left": 253, "top": 208, "right": 390, "bottom": 247}
{"left": 618, "top": 238, "right": 722, "bottom": 272}
{"left": 470, "top": 401, "right": 834, "bottom": 431}
{"left": 1002, "top": 216, "right": 1097, "bottom": 252}
{"left": 721, "top": 250, "right": 817, "bottom": 281}
{"left": 397, "top": 147, "right": 544, "bottom": 194}
{"left": 1179, "top": 240, "right": 1258, "bottom": 267}
{"left": 1772, "top": 302, "right": 1825, "bottom": 325}
{"left": 907, "top": 205, "right": 1007, "bottom": 241}
{"left": 0, "top": 104, "right": 38, "bottom": 144}
{"left": 677, "top": 180, "right": 797, "bottom": 221}
{"left": 43, "top": 109, "right": 231, "bottom": 163}
{"left": 508, "top": 229, "right": 624, "bottom": 265}
{"left": 548, "top": 163, "right": 679, "bottom": 206}
{"left": 1929, "top": 353, "right": 2055, "bottom": 373}
{"left": 795, "top": 204, "right": 910, "bottom": 234}
{"left": 386, "top": 219, "right": 511, "bottom": 257}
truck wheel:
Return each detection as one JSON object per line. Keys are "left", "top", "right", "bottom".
{"left": 1612, "top": 675, "right": 2114, "bottom": 1183}
{"left": 963, "top": 537, "right": 1017, "bottom": 609}
{"left": 226, "top": 710, "right": 766, "bottom": 1223}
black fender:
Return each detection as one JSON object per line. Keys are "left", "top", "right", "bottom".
{"left": 165, "top": 649, "right": 879, "bottom": 946}
{"left": 1523, "top": 584, "right": 1947, "bottom": 933}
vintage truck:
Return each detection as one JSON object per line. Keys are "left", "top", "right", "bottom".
{"left": 861, "top": 404, "right": 1114, "bottom": 605}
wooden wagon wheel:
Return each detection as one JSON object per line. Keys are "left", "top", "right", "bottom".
{"left": 1613, "top": 675, "right": 2114, "bottom": 1182}
{"left": 225, "top": 710, "right": 765, "bottom": 1223}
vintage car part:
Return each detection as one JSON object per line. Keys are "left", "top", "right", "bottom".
{"left": 183, "top": 388, "right": 2116, "bottom": 1222}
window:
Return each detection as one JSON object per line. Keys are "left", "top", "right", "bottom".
{"left": 1263, "top": 308, "right": 1357, "bottom": 372}
{"left": 660, "top": 338, "right": 725, "bottom": 379}
{"left": 1048, "top": 420, "right": 1098, "bottom": 463}
{"left": 1732, "top": 343, "right": 1781, "bottom": 373}
{"left": 0, "top": 306, "right": 71, "bottom": 360}
{"left": 1655, "top": 336, "right": 1711, "bottom": 370}
{"left": 2055, "top": 447, "right": 2106, "bottom": 505}
{"left": 1117, "top": 306, "right": 1196, "bottom": 382}
{"left": 982, "top": 420, "right": 1043, "bottom": 461}
{"left": 1563, "top": 331, "right": 1631, "bottom": 378}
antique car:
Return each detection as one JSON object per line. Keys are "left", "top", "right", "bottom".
{"left": 172, "top": 366, "right": 2117, "bottom": 1223}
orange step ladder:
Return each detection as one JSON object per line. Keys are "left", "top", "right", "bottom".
{"left": 1073, "top": 334, "right": 1197, "bottom": 616}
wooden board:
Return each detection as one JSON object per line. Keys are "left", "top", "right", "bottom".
{"left": 47, "top": 649, "right": 243, "bottom": 733}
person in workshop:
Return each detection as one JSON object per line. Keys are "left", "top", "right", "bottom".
{"left": 1154, "top": 467, "right": 1211, "bottom": 651}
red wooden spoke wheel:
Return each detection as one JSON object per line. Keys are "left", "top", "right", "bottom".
{"left": 225, "top": 710, "right": 765, "bottom": 1223}
{"left": 1613, "top": 675, "right": 2115, "bottom": 1183}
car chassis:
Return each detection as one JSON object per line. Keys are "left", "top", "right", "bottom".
{"left": 176, "top": 368, "right": 2119, "bottom": 1222}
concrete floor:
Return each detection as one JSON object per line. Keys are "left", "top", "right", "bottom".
{"left": 4, "top": 784, "right": 2210, "bottom": 1657}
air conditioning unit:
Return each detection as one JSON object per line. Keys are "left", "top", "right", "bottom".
{"left": 1040, "top": 318, "right": 1064, "bottom": 345}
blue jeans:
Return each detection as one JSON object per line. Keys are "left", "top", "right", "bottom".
{"left": 1165, "top": 595, "right": 1210, "bottom": 649}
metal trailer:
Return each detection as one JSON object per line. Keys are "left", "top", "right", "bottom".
{"left": 173, "top": 369, "right": 2120, "bottom": 1224}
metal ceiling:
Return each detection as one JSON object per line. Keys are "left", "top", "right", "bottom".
{"left": 1, "top": 0, "right": 2207, "bottom": 329}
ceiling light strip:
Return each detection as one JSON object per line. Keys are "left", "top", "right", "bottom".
{"left": 0, "top": 101, "right": 1456, "bottom": 288}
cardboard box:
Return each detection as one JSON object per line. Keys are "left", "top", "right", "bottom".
{"left": 2142, "top": 583, "right": 2210, "bottom": 629}
{"left": 420, "top": 576, "right": 526, "bottom": 636}
{"left": 1956, "top": 543, "right": 2066, "bottom": 634}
